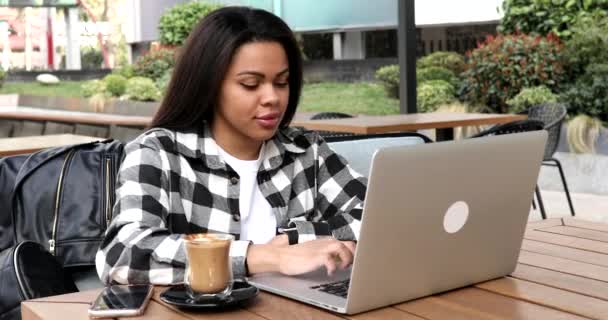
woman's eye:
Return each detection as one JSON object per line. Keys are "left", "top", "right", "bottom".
{"left": 240, "top": 83, "right": 258, "bottom": 89}
{"left": 275, "top": 82, "right": 289, "bottom": 88}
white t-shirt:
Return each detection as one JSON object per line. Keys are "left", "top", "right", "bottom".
{"left": 217, "top": 144, "right": 276, "bottom": 244}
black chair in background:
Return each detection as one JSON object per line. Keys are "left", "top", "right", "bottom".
{"left": 471, "top": 119, "right": 550, "bottom": 219}
{"left": 471, "top": 119, "right": 545, "bottom": 138}
{"left": 324, "top": 131, "right": 433, "bottom": 144}
{"left": 309, "top": 112, "right": 356, "bottom": 139}
{"left": 525, "top": 103, "right": 575, "bottom": 217}
{"left": 310, "top": 112, "right": 354, "bottom": 120}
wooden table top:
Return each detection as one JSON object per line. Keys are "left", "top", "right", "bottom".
{"left": 0, "top": 134, "right": 102, "bottom": 157}
{"left": 22, "top": 217, "right": 608, "bottom": 319}
{"left": 0, "top": 108, "right": 524, "bottom": 135}
{"left": 292, "top": 112, "right": 527, "bottom": 134}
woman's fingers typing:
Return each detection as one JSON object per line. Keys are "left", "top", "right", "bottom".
{"left": 324, "top": 253, "right": 338, "bottom": 276}
{"left": 342, "top": 241, "right": 356, "bottom": 256}
{"left": 327, "top": 242, "right": 353, "bottom": 272}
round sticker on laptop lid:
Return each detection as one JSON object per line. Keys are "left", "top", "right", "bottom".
{"left": 443, "top": 201, "right": 469, "bottom": 234}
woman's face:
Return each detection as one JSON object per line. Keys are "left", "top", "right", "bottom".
{"left": 212, "top": 41, "right": 290, "bottom": 156}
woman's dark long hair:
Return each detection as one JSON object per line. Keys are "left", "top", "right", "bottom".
{"left": 150, "top": 6, "right": 303, "bottom": 130}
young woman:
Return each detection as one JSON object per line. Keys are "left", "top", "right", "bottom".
{"left": 96, "top": 6, "right": 366, "bottom": 285}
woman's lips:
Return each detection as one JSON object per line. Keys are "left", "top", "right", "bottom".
{"left": 256, "top": 114, "right": 280, "bottom": 129}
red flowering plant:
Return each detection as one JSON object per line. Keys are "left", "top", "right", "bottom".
{"left": 132, "top": 48, "right": 176, "bottom": 82}
{"left": 461, "top": 32, "right": 567, "bottom": 113}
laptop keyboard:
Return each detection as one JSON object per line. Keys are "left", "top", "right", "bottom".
{"left": 310, "top": 279, "right": 350, "bottom": 298}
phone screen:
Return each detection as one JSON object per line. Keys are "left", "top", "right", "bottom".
{"left": 89, "top": 284, "right": 153, "bottom": 317}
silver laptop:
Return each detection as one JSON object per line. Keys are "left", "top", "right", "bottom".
{"left": 248, "top": 131, "right": 548, "bottom": 314}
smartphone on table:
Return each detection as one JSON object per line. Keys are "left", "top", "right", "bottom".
{"left": 88, "top": 284, "right": 154, "bottom": 318}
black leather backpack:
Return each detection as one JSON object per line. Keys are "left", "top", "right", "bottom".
{"left": 0, "top": 139, "right": 124, "bottom": 267}
{"left": 0, "top": 139, "right": 124, "bottom": 320}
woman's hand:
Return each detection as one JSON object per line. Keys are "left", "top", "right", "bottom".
{"left": 247, "top": 238, "right": 356, "bottom": 276}
{"left": 267, "top": 234, "right": 289, "bottom": 247}
{"left": 277, "top": 239, "right": 356, "bottom": 276}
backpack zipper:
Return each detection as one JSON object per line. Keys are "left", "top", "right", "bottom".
{"left": 13, "top": 242, "right": 30, "bottom": 300}
{"left": 49, "top": 149, "right": 76, "bottom": 255}
{"left": 104, "top": 157, "right": 114, "bottom": 229}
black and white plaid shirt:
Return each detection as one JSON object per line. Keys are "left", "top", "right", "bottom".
{"left": 96, "top": 125, "right": 367, "bottom": 285}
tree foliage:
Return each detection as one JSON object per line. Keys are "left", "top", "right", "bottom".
{"left": 461, "top": 33, "right": 567, "bottom": 113}
{"left": 158, "top": 2, "right": 223, "bottom": 46}
{"left": 498, "top": 0, "right": 608, "bottom": 40}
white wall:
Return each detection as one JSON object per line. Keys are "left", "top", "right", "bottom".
{"left": 124, "top": 0, "right": 190, "bottom": 44}
{"left": 415, "top": 0, "right": 504, "bottom": 27}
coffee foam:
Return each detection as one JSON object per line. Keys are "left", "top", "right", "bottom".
{"left": 184, "top": 234, "right": 230, "bottom": 247}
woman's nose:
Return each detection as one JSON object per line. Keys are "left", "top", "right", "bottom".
{"left": 261, "top": 84, "right": 279, "bottom": 106}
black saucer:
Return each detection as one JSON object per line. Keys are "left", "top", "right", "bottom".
{"left": 160, "top": 281, "right": 258, "bottom": 309}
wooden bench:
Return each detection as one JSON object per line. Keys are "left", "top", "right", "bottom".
{"left": 0, "top": 107, "right": 152, "bottom": 141}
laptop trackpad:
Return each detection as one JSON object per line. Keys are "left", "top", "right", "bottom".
{"left": 251, "top": 267, "right": 351, "bottom": 286}
{"left": 248, "top": 268, "right": 351, "bottom": 311}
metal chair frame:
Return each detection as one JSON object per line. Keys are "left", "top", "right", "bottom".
{"left": 525, "top": 103, "right": 575, "bottom": 218}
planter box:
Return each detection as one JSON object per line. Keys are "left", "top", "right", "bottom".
{"left": 11, "top": 95, "right": 159, "bottom": 117}
{"left": 0, "top": 94, "right": 156, "bottom": 141}
{"left": 303, "top": 58, "right": 397, "bottom": 83}
{"left": 5, "top": 69, "right": 112, "bottom": 82}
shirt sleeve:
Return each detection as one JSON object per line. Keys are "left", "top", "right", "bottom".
{"left": 95, "top": 134, "right": 252, "bottom": 284}
{"left": 285, "top": 135, "right": 366, "bottom": 244}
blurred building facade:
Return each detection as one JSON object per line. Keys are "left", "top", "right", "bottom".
{"left": 124, "top": 0, "right": 503, "bottom": 61}
{"left": 0, "top": 0, "right": 124, "bottom": 71}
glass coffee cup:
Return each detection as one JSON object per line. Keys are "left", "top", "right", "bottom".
{"left": 183, "top": 233, "right": 234, "bottom": 301}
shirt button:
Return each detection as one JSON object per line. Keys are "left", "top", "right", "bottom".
{"left": 230, "top": 176, "right": 239, "bottom": 185}
{"left": 232, "top": 214, "right": 241, "bottom": 222}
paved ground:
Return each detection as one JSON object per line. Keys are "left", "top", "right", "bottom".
{"left": 529, "top": 189, "right": 608, "bottom": 223}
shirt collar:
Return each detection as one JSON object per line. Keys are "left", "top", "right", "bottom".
{"left": 171, "top": 124, "right": 307, "bottom": 171}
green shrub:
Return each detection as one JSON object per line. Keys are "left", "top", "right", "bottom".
{"left": 416, "top": 51, "right": 465, "bottom": 75}
{"left": 103, "top": 74, "right": 127, "bottom": 97}
{"left": 498, "top": 0, "right": 608, "bottom": 40}
{"left": 158, "top": 2, "right": 223, "bottom": 46}
{"left": 375, "top": 64, "right": 400, "bottom": 98}
{"left": 80, "top": 46, "right": 104, "bottom": 69}
{"left": 564, "top": 13, "right": 608, "bottom": 80}
{"left": 133, "top": 48, "right": 175, "bottom": 82}
{"left": 417, "top": 80, "right": 456, "bottom": 113}
{"left": 113, "top": 65, "right": 135, "bottom": 79}
{"left": 0, "top": 68, "right": 5, "bottom": 88}
{"left": 561, "top": 64, "right": 608, "bottom": 122}
{"left": 461, "top": 33, "right": 567, "bottom": 113}
{"left": 156, "top": 68, "right": 173, "bottom": 94}
{"left": 416, "top": 66, "right": 457, "bottom": 87}
{"left": 125, "top": 77, "right": 161, "bottom": 101}
{"left": 506, "top": 86, "right": 559, "bottom": 113}
{"left": 81, "top": 79, "right": 106, "bottom": 98}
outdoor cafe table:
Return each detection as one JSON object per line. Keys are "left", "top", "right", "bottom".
{"left": 0, "top": 134, "right": 102, "bottom": 157}
{"left": 291, "top": 112, "right": 527, "bottom": 141}
{"left": 22, "top": 217, "right": 608, "bottom": 319}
